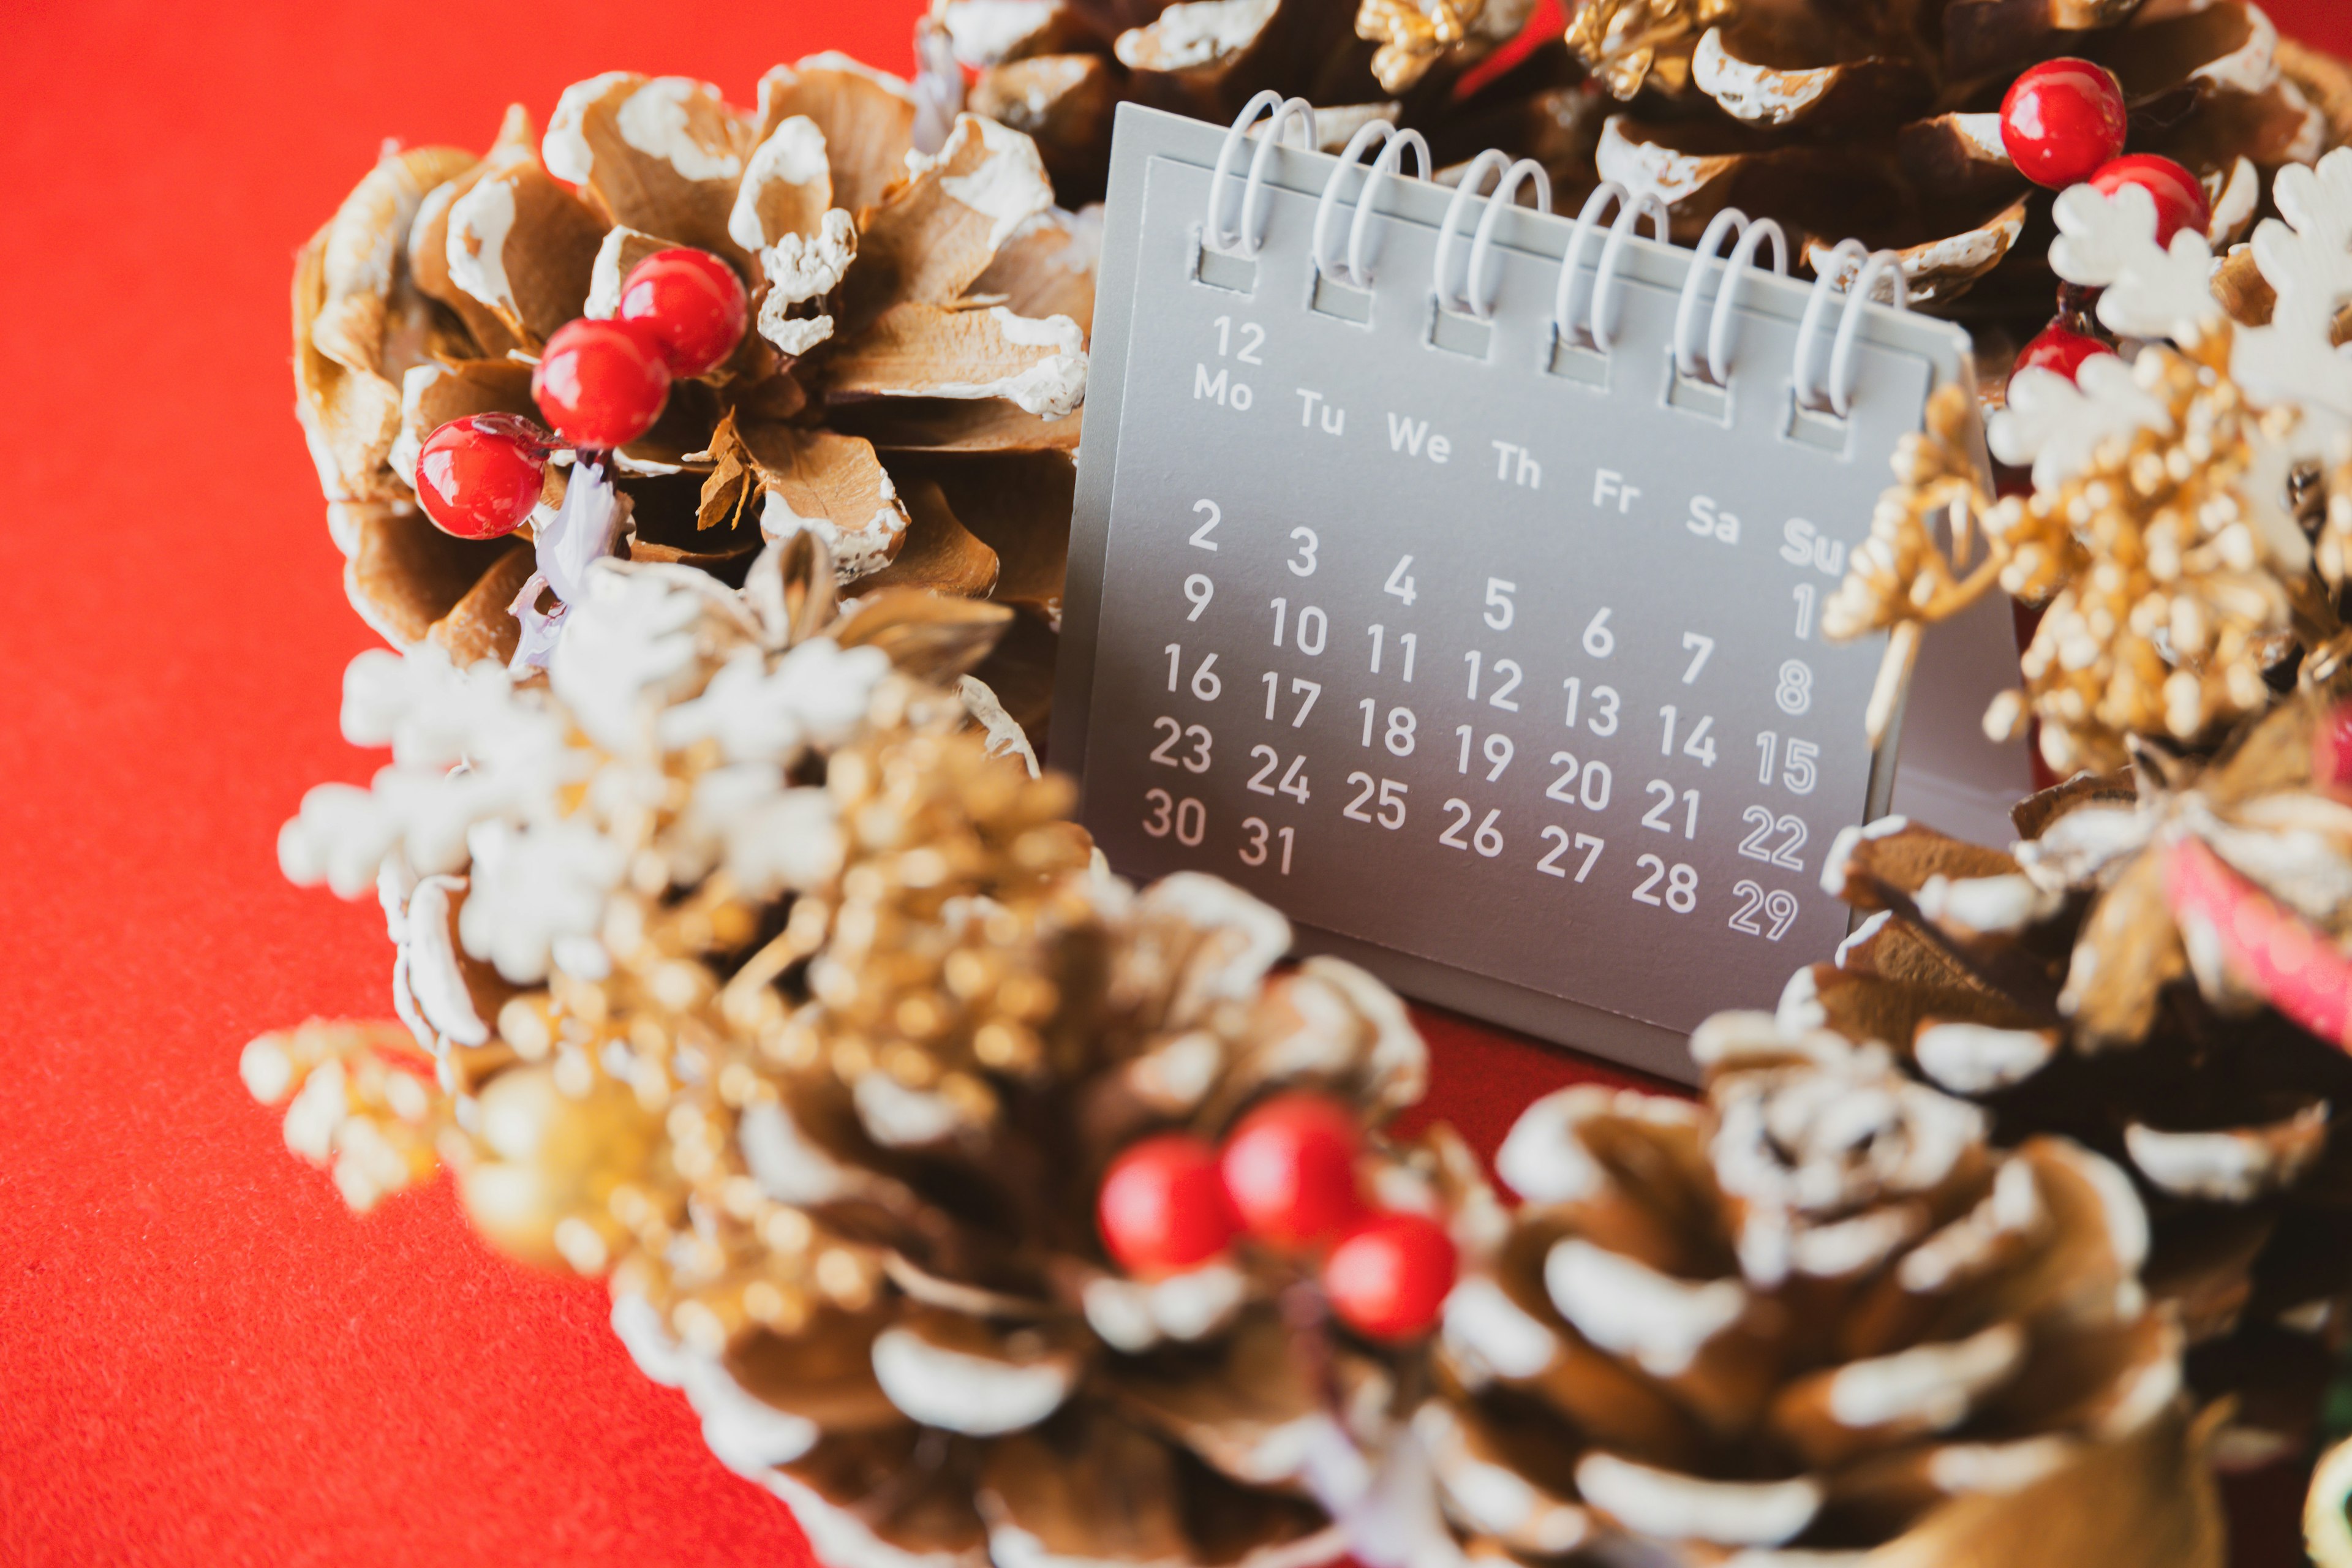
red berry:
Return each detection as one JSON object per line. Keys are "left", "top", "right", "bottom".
{"left": 2316, "top": 702, "right": 2352, "bottom": 794}
{"left": 2000, "top": 59, "right": 2128, "bottom": 190}
{"left": 532, "top": 318, "right": 672, "bottom": 450}
{"left": 618, "top": 248, "right": 749, "bottom": 379}
{"left": 1220, "top": 1094, "right": 1365, "bottom": 1251}
{"left": 2008, "top": 319, "right": 2116, "bottom": 397}
{"left": 413, "top": 413, "right": 550, "bottom": 540}
{"left": 2089, "top": 154, "right": 2212, "bottom": 247}
{"left": 1322, "top": 1212, "right": 1457, "bottom": 1342}
{"left": 1098, "top": 1134, "right": 1238, "bottom": 1276}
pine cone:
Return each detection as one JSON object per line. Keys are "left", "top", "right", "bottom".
{"left": 1582, "top": 0, "right": 2345, "bottom": 347}
{"left": 294, "top": 64, "right": 1087, "bottom": 731}
{"left": 605, "top": 872, "right": 1432, "bottom": 1568}
{"left": 255, "top": 532, "right": 1441, "bottom": 1566}
{"left": 933, "top": 0, "right": 1599, "bottom": 206}
{"left": 1780, "top": 699, "right": 2352, "bottom": 1460}
{"left": 1420, "top": 1028, "right": 2220, "bottom": 1564}
{"left": 266, "top": 533, "right": 1028, "bottom": 1082}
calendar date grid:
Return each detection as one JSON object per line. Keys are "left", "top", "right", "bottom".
{"left": 1118, "top": 467, "right": 1836, "bottom": 955}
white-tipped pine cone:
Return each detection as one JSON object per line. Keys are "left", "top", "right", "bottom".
{"left": 1785, "top": 693, "right": 2352, "bottom": 1460}
{"left": 1420, "top": 1027, "right": 2217, "bottom": 1565}
{"left": 295, "top": 62, "right": 1089, "bottom": 731}
{"left": 254, "top": 529, "right": 1449, "bottom": 1567}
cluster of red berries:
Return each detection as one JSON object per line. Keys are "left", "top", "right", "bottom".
{"left": 1095, "top": 1093, "right": 1458, "bottom": 1342}
{"left": 413, "top": 248, "right": 749, "bottom": 541}
{"left": 1999, "top": 58, "right": 2214, "bottom": 396}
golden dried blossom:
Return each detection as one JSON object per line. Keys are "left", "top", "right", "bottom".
{"left": 1355, "top": 0, "right": 1496, "bottom": 94}
{"left": 1827, "top": 334, "right": 2334, "bottom": 777}
{"left": 1566, "top": 0, "right": 1733, "bottom": 98}
{"left": 241, "top": 1020, "right": 453, "bottom": 1213}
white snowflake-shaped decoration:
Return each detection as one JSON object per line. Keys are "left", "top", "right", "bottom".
{"left": 276, "top": 550, "right": 910, "bottom": 993}
{"left": 1991, "top": 351, "right": 2175, "bottom": 492}
{"left": 1991, "top": 148, "right": 2352, "bottom": 579}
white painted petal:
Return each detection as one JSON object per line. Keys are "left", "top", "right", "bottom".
{"left": 2125, "top": 1108, "right": 2328, "bottom": 1202}
{"left": 731, "top": 116, "right": 831, "bottom": 252}
{"left": 739, "top": 1101, "right": 851, "bottom": 1204}
{"left": 1496, "top": 1085, "right": 1697, "bottom": 1202}
{"left": 767, "top": 1468, "right": 990, "bottom": 1568}
{"left": 1441, "top": 1275, "right": 1560, "bottom": 1381}
{"left": 617, "top": 77, "right": 743, "bottom": 183}
{"left": 1913, "top": 872, "right": 2057, "bottom": 936}
{"left": 544, "top": 72, "right": 638, "bottom": 184}
{"left": 1574, "top": 1453, "right": 1820, "bottom": 1547}
{"left": 1545, "top": 1240, "right": 1745, "bottom": 1378}
{"left": 854, "top": 1072, "right": 974, "bottom": 1147}
{"left": 1926, "top": 1435, "right": 2078, "bottom": 1496}
{"left": 1825, "top": 1323, "right": 2024, "bottom": 1432}
{"left": 1915, "top": 1022, "right": 2059, "bottom": 1095}
{"left": 870, "top": 1326, "right": 1077, "bottom": 1435}
{"left": 1820, "top": 816, "right": 1907, "bottom": 897}
{"left": 405, "top": 875, "right": 490, "bottom": 1046}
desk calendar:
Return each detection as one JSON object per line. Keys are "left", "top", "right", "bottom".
{"left": 1054, "top": 100, "right": 2030, "bottom": 1080}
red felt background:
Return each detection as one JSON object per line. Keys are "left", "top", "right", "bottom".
{"left": 2, "top": 3, "right": 2347, "bottom": 1563}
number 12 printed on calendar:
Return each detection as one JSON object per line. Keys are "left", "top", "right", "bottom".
{"left": 1056, "top": 103, "right": 2023, "bottom": 1079}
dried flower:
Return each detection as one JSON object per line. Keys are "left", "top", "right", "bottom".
{"left": 1828, "top": 156, "right": 2352, "bottom": 773}
{"left": 1565, "top": 0, "right": 1732, "bottom": 99}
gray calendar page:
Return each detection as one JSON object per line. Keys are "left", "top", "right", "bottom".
{"left": 1057, "top": 105, "right": 2027, "bottom": 1080}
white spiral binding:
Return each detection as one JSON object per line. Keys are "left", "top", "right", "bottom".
{"left": 1554, "top": 183, "right": 1669, "bottom": 355}
{"left": 1207, "top": 91, "right": 1316, "bottom": 257}
{"left": 1794, "top": 241, "right": 1909, "bottom": 416}
{"left": 1207, "top": 103, "right": 1910, "bottom": 404}
{"left": 1672, "top": 209, "right": 1789, "bottom": 388}
{"left": 1463, "top": 160, "right": 1553, "bottom": 320}
{"left": 1313, "top": 121, "right": 1431, "bottom": 288}
{"left": 1432, "top": 151, "right": 1512, "bottom": 317}
{"left": 1828, "top": 252, "right": 1909, "bottom": 417}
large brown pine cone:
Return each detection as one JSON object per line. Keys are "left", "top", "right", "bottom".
{"left": 294, "top": 63, "right": 1087, "bottom": 732}
{"left": 1420, "top": 1025, "right": 2219, "bottom": 1564}
{"left": 1785, "top": 691, "right": 2352, "bottom": 1461}
{"left": 1580, "top": 0, "right": 2350, "bottom": 348}
{"left": 933, "top": 0, "right": 1600, "bottom": 205}
{"left": 612, "top": 870, "right": 1431, "bottom": 1568}
{"left": 257, "top": 530, "right": 1439, "bottom": 1567}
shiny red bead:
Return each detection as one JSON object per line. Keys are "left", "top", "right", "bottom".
{"left": 1322, "top": 1212, "right": 1458, "bottom": 1342}
{"left": 2000, "top": 59, "right": 2128, "bottom": 190}
{"left": 1098, "top": 1134, "right": 1238, "bottom": 1276}
{"left": 2089, "top": 154, "right": 2212, "bottom": 247}
{"left": 2009, "top": 318, "right": 2116, "bottom": 395}
{"left": 618, "top": 248, "right": 750, "bottom": 379}
{"left": 413, "top": 414, "right": 550, "bottom": 540}
{"left": 1220, "top": 1094, "right": 1365, "bottom": 1251}
{"left": 532, "top": 318, "right": 672, "bottom": 450}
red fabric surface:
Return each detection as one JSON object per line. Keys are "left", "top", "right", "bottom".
{"left": 4, "top": 4, "right": 2348, "bottom": 1563}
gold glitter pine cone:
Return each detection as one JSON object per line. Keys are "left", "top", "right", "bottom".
{"left": 600, "top": 871, "right": 1435, "bottom": 1568}
{"left": 251, "top": 535, "right": 1452, "bottom": 1567}
{"left": 1421, "top": 1025, "right": 2219, "bottom": 1564}
{"left": 295, "top": 61, "right": 1089, "bottom": 734}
